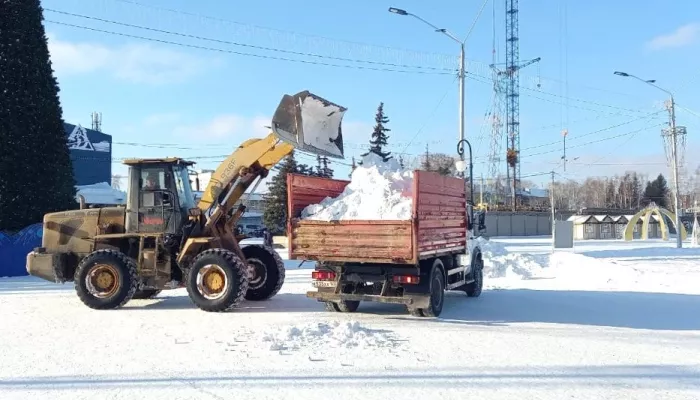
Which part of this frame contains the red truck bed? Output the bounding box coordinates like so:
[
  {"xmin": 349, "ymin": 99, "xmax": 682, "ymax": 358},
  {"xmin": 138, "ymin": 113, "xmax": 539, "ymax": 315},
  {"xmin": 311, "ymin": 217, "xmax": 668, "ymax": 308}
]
[{"xmin": 286, "ymin": 170, "xmax": 467, "ymax": 265}]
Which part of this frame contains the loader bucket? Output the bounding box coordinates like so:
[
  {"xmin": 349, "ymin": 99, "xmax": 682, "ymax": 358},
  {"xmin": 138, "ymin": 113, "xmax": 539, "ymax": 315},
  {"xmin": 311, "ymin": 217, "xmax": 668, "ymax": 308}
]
[{"xmin": 271, "ymin": 90, "xmax": 346, "ymax": 159}]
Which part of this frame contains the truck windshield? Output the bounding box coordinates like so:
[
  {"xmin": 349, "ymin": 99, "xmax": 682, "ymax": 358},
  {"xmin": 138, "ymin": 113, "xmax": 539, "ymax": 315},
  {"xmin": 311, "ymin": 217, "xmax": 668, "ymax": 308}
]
[{"xmin": 174, "ymin": 166, "xmax": 196, "ymax": 210}]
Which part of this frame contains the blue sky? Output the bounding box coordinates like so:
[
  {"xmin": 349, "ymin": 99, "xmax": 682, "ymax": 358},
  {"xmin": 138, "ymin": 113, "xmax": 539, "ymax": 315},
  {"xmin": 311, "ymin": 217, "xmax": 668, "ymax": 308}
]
[{"xmin": 40, "ymin": 0, "xmax": 700, "ymax": 189}]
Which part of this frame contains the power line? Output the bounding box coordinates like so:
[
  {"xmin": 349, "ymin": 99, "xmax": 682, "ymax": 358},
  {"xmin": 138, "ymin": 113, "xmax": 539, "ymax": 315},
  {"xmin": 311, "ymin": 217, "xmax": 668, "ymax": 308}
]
[
  {"xmin": 108, "ymin": 0, "xmax": 458, "ymax": 62},
  {"xmin": 45, "ymin": 20, "xmax": 454, "ymax": 76},
  {"xmin": 45, "ymin": 9, "xmax": 457, "ymax": 73}
]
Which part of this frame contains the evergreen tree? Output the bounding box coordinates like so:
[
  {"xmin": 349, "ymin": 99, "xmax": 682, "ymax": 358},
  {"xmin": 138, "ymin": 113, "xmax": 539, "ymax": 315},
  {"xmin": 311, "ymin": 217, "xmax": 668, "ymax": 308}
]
[
  {"xmin": 0, "ymin": 0, "xmax": 76, "ymax": 231},
  {"xmin": 315, "ymin": 154, "xmax": 323, "ymax": 177},
  {"xmin": 262, "ymin": 151, "xmax": 315, "ymax": 234},
  {"xmin": 360, "ymin": 102, "xmax": 392, "ymax": 162},
  {"xmin": 642, "ymin": 173, "xmax": 669, "ymax": 208},
  {"xmin": 263, "ymin": 152, "xmax": 297, "ymax": 234},
  {"xmin": 320, "ymin": 156, "xmax": 333, "ymax": 178}
]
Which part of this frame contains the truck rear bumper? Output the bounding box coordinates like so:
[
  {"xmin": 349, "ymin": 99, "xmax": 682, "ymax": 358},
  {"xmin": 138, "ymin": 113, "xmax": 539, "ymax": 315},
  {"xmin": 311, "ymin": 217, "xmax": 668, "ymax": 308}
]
[{"xmin": 306, "ymin": 291, "xmax": 430, "ymax": 309}]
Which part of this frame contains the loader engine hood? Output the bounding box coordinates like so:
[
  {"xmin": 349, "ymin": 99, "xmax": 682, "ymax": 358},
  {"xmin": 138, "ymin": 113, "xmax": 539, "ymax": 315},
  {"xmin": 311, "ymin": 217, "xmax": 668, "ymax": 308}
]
[{"xmin": 271, "ymin": 90, "xmax": 346, "ymax": 159}]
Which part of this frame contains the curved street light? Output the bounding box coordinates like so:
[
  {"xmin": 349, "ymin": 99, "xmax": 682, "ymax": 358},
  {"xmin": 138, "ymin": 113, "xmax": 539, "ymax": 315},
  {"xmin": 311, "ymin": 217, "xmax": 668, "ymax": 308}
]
[
  {"xmin": 389, "ymin": 7, "xmax": 466, "ymax": 168},
  {"xmin": 614, "ymin": 70, "xmax": 682, "ymax": 248}
]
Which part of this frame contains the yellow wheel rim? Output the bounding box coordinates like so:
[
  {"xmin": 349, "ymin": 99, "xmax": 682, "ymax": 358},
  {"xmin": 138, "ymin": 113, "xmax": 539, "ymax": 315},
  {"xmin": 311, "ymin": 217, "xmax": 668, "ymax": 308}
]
[
  {"xmin": 86, "ymin": 264, "xmax": 120, "ymax": 298},
  {"xmin": 196, "ymin": 265, "xmax": 228, "ymax": 300}
]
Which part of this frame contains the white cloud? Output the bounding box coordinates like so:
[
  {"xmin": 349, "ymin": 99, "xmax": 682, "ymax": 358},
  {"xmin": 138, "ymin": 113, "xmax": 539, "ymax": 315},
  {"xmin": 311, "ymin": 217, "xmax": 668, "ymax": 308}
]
[
  {"xmin": 46, "ymin": 33, "xmax": 214, "ymax": 84},
  {"xmin": 646, "ymin": 23, "xmax": 700, "ymax": 50}
]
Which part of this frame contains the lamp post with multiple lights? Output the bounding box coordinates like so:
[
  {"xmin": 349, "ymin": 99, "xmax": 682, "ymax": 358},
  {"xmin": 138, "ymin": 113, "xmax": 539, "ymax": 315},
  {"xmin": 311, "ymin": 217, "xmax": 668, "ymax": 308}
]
[
  {"xmin": 614, "ymin": 70, "xmax": 682, "ymax": 248},
  {"xmin": 388, "ymin": 7, "xmax": 466, "ymax": 174}
]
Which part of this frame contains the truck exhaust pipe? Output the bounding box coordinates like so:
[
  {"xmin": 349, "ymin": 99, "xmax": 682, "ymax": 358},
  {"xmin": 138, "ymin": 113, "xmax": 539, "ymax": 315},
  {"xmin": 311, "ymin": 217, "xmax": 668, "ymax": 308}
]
[{"xmin": 271, "ymin": 90, "xmax": 346, "ymax": 159}]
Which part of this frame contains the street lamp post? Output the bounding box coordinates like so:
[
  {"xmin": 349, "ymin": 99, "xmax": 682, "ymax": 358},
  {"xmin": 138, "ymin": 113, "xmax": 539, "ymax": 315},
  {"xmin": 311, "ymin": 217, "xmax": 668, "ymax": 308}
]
[
  {"xmin": 456, "ymin": 139, "xmax": 474, "ymax": 236},
  {"xmin": 389, "ymin": 7, "xmax": 466, "ymax": 173},
  {"xmin": 614, "ymin": 71, "xmax": 683, "ymax": 248}
]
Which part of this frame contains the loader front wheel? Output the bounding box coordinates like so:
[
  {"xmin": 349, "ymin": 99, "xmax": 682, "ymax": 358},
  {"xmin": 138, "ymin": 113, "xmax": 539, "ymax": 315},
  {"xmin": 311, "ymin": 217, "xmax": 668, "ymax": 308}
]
[
  {"xmin": 74, "ymin": 249, "xmax": 138, "ymax": 310},
  {"xmin": 186, "ymin": 248, "xmax": 249, "ymax": 312},
  {"xmin": 241, "ymin": 244, "xmax": 285, "ymax": 301}
]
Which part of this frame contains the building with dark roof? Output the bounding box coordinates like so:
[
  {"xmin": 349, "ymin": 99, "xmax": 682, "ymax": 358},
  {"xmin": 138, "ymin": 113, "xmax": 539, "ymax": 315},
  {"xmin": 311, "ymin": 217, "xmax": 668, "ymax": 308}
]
[{"xmin": 64, "ymin": 122, "xmax": 112, "ymax": 186}]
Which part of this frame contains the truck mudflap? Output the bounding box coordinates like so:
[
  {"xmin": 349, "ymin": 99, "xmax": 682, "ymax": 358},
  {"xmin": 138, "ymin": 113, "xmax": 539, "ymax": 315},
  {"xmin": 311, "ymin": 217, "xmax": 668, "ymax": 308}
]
[{"xmin": 306, "ymin": 291, "xmax": 431, "ymax": 309}]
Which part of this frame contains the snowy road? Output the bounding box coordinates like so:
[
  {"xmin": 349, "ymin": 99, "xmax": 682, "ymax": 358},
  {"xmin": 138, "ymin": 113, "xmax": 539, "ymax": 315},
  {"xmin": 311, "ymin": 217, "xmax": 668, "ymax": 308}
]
[{"xmin": 1, "ymin": 238, "xmax": 699, "ymax": 399}]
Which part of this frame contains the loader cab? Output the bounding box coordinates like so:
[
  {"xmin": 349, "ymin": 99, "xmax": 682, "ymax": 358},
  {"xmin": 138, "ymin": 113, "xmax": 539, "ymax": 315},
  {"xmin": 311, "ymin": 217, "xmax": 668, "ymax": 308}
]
[{"xmin": 123, "ymin": 158, "xmax": 196, "ymax": 235}]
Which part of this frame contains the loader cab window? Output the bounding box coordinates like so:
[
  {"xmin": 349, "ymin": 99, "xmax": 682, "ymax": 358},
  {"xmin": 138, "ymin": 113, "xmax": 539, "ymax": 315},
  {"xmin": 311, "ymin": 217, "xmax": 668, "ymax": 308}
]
[
  {"xmin": 139, "ymin": 168, "xmax": 175, "ymax": 207},
  {"xmin": 174, "ymin": 165, "xmax": 196, "ymax": 210}
]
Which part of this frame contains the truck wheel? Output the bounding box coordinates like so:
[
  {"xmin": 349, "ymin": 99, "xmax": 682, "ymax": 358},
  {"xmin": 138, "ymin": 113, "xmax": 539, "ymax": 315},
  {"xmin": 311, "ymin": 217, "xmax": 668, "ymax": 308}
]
[
  {"xmin": 324, "ymin": 301, "xmax": 340, "ymax": 312},
  {"xmin": 186, "ymin": 248, "xmax": 249, "ymax": 312},
  {"xmin": 337, "ymin": 300, "xmax": 360, "ymax": 312},
  {"xmin": 74, "ymin": 249, "xmax": 138, "ymax": 310},
  {"xmin": 132, "ymin": 289, "xmax": 161, "ymax": 299},
  {"xmin": 465, "ymin": 255, "xmax": 483, "ymax": 298},
  {"xmin": 417, "ymin": 258, "xmax": 445, "ymax": 318},
  {"xmin": 241, "ymin": 244, "xmax": 286, "ymax": 301}
]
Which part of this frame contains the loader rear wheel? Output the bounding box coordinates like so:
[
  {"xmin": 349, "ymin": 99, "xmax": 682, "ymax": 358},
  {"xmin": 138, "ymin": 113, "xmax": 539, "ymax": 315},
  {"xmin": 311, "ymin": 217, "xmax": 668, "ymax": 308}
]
[
  {"xmin": 74, "ymin": 249, "xmax": 138, "ymax": 310},
  {"xmin": 132, "ymin": 289, "xmax": 162, "ymax": 299},
  {"xmin": 186, "ymin": 248, "xmax": 249, "ymax": 312},
  {"xmin": 241, "ymin": 244, "xmax": 285, "ymax": 301}
]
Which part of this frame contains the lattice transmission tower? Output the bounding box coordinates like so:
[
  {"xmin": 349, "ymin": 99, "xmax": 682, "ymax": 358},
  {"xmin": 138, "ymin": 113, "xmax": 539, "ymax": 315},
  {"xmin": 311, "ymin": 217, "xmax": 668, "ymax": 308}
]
[{"xmin": 490, "ymin": 0, "xmax": 540, "ymax": 210}]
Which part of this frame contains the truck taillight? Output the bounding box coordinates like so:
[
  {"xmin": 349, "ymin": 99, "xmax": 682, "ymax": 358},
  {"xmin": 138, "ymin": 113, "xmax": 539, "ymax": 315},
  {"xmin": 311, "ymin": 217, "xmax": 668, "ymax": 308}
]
[
  {"xmin": 312, "ymin": 271, "xmax": 336, "ymax": 281},
  {"xmin": 393, "ymin": 275, "xmax": 420, "ymax": 284}
]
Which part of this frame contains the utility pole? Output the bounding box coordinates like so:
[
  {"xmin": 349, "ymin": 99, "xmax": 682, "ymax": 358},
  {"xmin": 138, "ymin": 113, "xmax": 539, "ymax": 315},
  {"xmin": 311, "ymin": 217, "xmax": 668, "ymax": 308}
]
[
  {"xmin": 667, "ymin": 95, "xmax": 683, "ymax": 248},
  {"xmin": 551, "ymin": 171, "xmax": 556, "ymax": 248},
  {"xmin": 614, "ymin": 70, "xmax": 684, "ymax": 248}
]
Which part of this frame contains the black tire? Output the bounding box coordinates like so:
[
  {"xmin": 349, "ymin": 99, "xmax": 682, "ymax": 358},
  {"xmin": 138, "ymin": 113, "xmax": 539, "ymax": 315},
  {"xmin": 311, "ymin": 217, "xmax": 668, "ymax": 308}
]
[
  {"xmin": 132, "ymin": 289, "xmax": 162, "ymax": 299},
  {"xmin": 241, "ymin": 244, "xmax": 285, "ymax": 301},
  {"xmin": 185, "ymin": 248, "xmax": 249, "ymax": 312},
  {"xmin": 74, "ymin": 249, "xmax": 138, "ymax": 310},
  {"xmin": 337, "ymin": 300, "xmax": 360, "ymax": 312},
  {"xmin": 465, "ymin": 255, "xmax": 483, "ymax": 298},
  {"xmin": 417, "ymin": 258, "xmax": 445, "ymax": 318},
  {"xmin": 324, "ymin": 301, "xmax": 340, "ymax": 312}
]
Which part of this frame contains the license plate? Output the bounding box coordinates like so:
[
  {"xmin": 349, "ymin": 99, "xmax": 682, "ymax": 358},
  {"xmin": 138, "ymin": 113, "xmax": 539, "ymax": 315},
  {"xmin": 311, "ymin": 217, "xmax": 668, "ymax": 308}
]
[{"xmin": 312, "ymin": 280, "xmax": 337, "ymax": 288}]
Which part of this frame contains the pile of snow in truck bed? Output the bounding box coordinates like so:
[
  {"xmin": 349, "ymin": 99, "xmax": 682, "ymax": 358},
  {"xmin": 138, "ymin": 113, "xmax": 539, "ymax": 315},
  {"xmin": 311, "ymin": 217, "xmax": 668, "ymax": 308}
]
[{"xmin": 301, "ymin": 153, "xmax": 414, "ymax": 221}]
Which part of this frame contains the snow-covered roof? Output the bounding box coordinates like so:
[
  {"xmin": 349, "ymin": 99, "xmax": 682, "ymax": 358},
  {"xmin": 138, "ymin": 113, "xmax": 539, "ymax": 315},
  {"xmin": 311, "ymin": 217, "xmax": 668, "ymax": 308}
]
[{"xmin": 75, "ymin": 182, "xmax": 125, "ymax": 205}]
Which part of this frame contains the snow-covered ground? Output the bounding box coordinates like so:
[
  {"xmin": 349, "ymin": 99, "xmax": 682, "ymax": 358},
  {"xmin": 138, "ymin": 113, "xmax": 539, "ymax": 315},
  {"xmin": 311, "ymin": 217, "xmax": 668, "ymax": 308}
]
[{"xmin": 1, "ymin": 237, "xmax": 699, "ymax": 399}]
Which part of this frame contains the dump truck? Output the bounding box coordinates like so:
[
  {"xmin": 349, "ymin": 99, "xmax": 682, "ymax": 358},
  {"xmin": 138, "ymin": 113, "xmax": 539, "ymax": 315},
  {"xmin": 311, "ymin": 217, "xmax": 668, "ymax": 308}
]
[
  {"xmin": 286, "ymin": 170, "xmax": 484, "ymax": 318},
  {"xmin": 25, "ymin": 90, "xmax": 347, "ymax": 312}
]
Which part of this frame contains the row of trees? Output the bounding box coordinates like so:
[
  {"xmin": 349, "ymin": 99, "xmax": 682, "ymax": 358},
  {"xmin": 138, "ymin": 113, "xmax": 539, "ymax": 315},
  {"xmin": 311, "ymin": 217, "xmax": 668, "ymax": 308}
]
[{"xmin": 550, "ymin": 172, "xmax": 671, "ymax": 211}]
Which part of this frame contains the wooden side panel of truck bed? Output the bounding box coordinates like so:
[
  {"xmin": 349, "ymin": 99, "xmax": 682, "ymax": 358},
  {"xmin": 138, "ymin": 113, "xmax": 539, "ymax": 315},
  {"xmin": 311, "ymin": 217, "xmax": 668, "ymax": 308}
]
[
  {"xmin": 286, "ymin": 170, "xmax": 466, "ymax": 264},
  {"xmin": 413, "ymin": 170, "xmax": 467, "ymax": 257}
]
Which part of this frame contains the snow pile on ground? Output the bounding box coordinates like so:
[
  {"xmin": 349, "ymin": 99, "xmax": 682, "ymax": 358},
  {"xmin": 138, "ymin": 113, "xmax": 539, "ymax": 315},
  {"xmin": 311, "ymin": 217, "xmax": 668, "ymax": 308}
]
[
  {"xmin": 476, "ymin": 237, "xmax": 548, "ymax": 279},
  {"xmin": 260, "ymin": 321, "xmax": 401, "ymax": 352},
  {"xmin": 301, "ymin": 153, "xmax": 414, "ymax": 221}
]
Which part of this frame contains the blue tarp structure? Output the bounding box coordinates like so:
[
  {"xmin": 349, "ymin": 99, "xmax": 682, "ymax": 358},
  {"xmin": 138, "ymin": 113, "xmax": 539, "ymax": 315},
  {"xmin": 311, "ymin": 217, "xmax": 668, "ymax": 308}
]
[{"xmin": 0, "ymin": 223, "xmax": 43, "ymax": 277}]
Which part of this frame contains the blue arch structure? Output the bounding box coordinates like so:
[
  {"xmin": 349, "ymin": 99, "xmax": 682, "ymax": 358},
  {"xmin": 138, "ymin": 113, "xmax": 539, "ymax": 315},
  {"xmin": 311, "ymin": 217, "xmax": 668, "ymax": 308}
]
[{"xmin": 0, "ymin": 224, "xmax": 43, "ymax": 277}]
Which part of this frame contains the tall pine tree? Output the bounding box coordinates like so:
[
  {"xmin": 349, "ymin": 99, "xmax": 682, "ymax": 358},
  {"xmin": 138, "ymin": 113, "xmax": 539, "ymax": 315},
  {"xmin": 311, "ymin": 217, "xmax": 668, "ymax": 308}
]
[
  {"xmin": 0, "ymin": 0, "xmax": 76, "ymax": 232},
  {"xmin": 360, "ymin": 102, "xmax": 392, "ymax": 162},
  {"xmin": 262, "ymin": 151, "xmax": 315, "ymax": 234}
]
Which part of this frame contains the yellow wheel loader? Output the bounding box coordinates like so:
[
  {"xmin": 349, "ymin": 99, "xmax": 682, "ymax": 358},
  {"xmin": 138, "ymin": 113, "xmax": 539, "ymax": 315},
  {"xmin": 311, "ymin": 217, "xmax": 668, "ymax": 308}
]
[{"xmin": 25, "ymin": 91, "xmax": 347, "ymax": 312}]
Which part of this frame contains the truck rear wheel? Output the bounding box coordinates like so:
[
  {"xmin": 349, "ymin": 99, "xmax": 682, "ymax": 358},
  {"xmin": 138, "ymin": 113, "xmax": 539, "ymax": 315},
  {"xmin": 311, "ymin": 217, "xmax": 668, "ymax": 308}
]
[
  {"xmin": 410, "ymin": 258, "xmax": 445, "ymax": 318},
  {"xmin": 74, "ymin": 249, "xmax": 138, "ymax": 310},
  {"xmin": 186, "ymin": 248, "xmax": 249, "ymax": 312},
  {"xmin": 324, "ymin": 300, "xmax": 360, "ymax": 312},
  {"xmin": 241, "ymin": 244, "xmax": 285, "ymax": 301}
]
